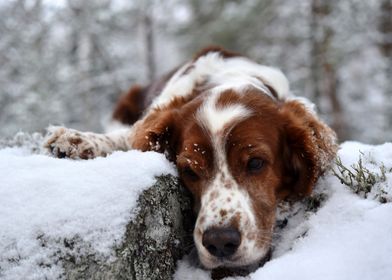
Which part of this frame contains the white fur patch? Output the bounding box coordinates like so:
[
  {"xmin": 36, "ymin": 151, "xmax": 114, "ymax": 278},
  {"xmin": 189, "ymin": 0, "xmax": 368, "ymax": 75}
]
[
  {"xmin": 194, "ymin": 172, "xmax": 263, "ymax": 268},
  {"xmin": 194, "ymin": 149, "xmax": 269, "ymax": 268},
  {"xmin": 150, "ymin": 52, "xmax": 291, "ymax": 109},
  {"xmin": 196, "ymin": 93, "xmax": 251, "ymax": 135}
]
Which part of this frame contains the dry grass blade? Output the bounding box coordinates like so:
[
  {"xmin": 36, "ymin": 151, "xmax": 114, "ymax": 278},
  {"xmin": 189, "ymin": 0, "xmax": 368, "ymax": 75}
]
[{"xmin": 333, "ymin": 153, "xmax": 388, "ymax": 202}]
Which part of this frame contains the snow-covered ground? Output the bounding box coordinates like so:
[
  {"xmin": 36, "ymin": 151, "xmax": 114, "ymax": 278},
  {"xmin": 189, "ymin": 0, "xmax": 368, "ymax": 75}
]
[{"xmin": 0, "ymin": 138, "xmax": 391, "ymax": 280}]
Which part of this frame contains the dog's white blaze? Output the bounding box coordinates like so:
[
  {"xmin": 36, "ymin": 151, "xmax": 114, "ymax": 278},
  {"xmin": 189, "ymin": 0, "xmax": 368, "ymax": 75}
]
[
  {"xmin": 198, "ymin": 177, "xmax": 257, "ymax": 230},
  {"xmin": 192, "ymin": 92, "xmax": 266, "ymax": 268},
  {"xmin": 195, "ymin": 92, "xmax": 255, "ymax": 232},
  {"xmin": 196, "ymin": 93, "xmax": 251, "ymax": 135},
  {"xmin": 150, "ymin": 52, "xmax": 290, "ymax": 109},
  {"xmin": 194, "ymin": 175, "xmax": 261, "ymax": 268},
  {"xmin": 194, "ymin": 168, "xmax": 265, "ymax": 268}
]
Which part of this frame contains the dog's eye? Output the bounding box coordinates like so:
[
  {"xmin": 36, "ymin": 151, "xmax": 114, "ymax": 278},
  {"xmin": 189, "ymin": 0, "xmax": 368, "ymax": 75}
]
[
  {"xmin": 182, "ymin": 166, "xmax": 199, "ymax": 181},
  {"xmin": 247, "ymin": 158, "xmax": 264, "ymax": 174}
]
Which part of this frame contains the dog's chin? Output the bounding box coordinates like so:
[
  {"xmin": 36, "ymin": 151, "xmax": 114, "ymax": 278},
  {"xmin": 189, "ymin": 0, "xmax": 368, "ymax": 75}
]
[
  {"xmin": 198, "ymin": 247, "xmax": 271, "ymax": 271},
  {"xmin": 198, "ymin": 250, "xmax": 272, "ymax": 280}
]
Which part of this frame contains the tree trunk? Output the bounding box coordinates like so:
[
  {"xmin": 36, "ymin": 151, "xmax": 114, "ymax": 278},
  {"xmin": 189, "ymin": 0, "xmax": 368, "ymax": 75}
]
[
  {"xmin": 143, "ymin": 4, "xmax": 156, "ymax": 82},
  {"xmin": 378, "ymin": 0, "xmax": 392, "ymax": 132},
  {"xmin": 310, "ymin": 0, "xmax": 348, "ymax": 141},
  {"xmin": 378, "ymin": 0, "xmax": 392, "ymax": 58}
]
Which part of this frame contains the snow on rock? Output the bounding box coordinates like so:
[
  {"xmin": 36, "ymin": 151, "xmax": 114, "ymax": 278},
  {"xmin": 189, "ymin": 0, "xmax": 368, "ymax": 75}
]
[
  {"xmin": 175, "ymin": 141, "xmax": 392, "ymax": 280},
  {"xmin": 0, "ymin": 147, "xmax": 176, "ymax": 280}
]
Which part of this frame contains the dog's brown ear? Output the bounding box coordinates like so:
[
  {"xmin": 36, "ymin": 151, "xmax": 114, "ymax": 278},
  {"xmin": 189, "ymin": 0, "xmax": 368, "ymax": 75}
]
[
  {"xmin": 279, "ymin": 99, "xmax": 338, "ymax": 199},
  {"xmin": 112, "ymin": 85, "xmax": 145, "ymax": 125},
  {"xmin": 131, "ymin": 109, "xmax": 179, "ymax": 160}
]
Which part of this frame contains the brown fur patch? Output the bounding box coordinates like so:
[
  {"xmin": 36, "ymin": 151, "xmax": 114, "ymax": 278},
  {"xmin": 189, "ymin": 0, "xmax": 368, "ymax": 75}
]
[
  {"xmin": 219, "ymin": 209, "xmax": 227, "ymax": 218},
  {"xmin": 69, "ymin": 138, "xmax": 82, "ymax": 145},
  {"xmin": 230, "ymin": 212, "xmax": 242, "ymax": 229},
  {"xmin": 112, "ymin": 85, "xmax": 145, "ymax": 125}
]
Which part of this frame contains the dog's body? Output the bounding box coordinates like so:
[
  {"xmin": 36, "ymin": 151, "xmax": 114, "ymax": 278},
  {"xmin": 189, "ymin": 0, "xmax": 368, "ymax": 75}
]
[{"xmin": 45, "ymin": 47, "xmax": 337, "ymax": 269}]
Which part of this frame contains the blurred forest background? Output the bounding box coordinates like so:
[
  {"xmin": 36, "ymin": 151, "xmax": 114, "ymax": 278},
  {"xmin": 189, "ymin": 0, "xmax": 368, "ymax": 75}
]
[{"xmin": 0, "ymin": 0, "xmax": 391, "ymax": 143}]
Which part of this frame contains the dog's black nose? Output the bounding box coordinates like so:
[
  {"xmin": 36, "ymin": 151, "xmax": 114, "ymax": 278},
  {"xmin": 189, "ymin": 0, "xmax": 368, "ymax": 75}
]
[{"xmin": 202, "ymin": 227, "xmax": 241, "ymax": 258}]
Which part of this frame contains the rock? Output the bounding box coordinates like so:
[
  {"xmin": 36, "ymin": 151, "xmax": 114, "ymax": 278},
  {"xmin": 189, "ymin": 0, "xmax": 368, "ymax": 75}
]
[{"xmin": 62, "ymin": 174, "xmax": 195, "ymax": 280}]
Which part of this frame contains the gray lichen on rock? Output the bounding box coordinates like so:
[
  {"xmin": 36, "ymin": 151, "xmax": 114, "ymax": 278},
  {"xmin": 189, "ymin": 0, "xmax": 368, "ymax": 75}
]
[{"xmin": 61, "ymin": 174, "xmax": 195, "ymax": 280}]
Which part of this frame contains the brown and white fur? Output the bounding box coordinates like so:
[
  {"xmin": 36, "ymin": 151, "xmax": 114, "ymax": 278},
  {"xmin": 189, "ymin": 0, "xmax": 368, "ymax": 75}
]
[{"xmin": 45, "ymin": 47, "xmax": 338, "ymax": 269}]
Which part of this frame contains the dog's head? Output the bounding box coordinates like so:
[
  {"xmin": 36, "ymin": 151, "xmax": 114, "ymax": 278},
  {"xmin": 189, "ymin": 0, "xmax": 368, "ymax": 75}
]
[{"xmin": 131, "ymin": 53, "xmax": 337, "ymax": 269}]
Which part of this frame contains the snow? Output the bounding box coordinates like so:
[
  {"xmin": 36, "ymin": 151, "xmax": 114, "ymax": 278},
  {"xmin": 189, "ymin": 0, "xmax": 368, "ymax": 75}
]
[
  {"xmin": 175, "ymin": 141, "xmax": 392, "ymax": 280},
  {"xmin": 250, "ymin": 182, "xmax": 392, "ymax": 280},
  {"xmin": 1, "ymin": 138, "xmax": 391, "ymax": 280},
  {"xmin": 0, "ymin": 147, "xmax": 176, "ymax": 280}
]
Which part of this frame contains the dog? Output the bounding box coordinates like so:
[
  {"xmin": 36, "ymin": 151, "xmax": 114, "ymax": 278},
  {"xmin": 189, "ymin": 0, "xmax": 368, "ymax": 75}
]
[{"xmin": 45, "ymin": 46, "xmax": 338, "ymax": 269}]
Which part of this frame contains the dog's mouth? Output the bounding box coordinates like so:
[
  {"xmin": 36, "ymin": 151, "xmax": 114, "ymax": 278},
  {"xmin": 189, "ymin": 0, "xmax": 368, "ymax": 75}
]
[
  {"xmin": 204, "ymin": 248, "xmax": 270, "ymax": 268},
  {"xmin": 193, "ymin": 248, "xmax": 272, "ymax": 280},
  {"xmin": 195, "ymin": 237, "xmax": 272, "ymax": 271}
]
